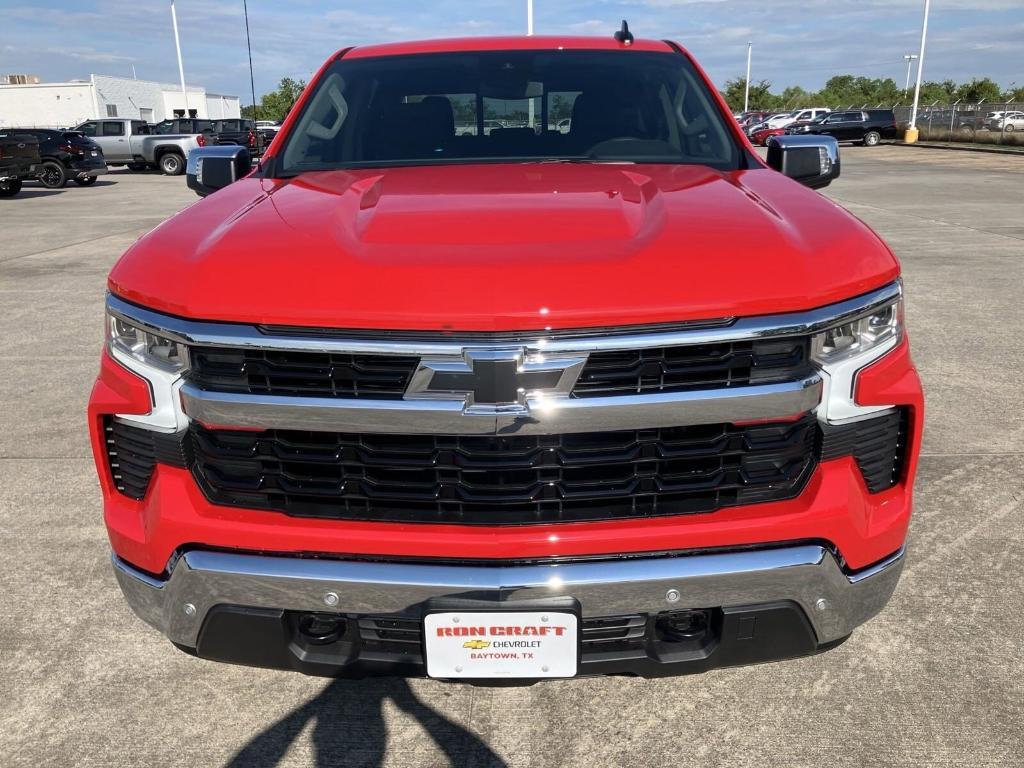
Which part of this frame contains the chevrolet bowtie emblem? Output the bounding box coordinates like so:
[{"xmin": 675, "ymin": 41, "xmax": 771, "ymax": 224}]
[{"xmin": 405, "ymin": 348, "xmax": 587, "ymax": 414}]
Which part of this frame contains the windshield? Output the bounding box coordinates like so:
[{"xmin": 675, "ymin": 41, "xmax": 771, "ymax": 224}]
[{"xmin": 278, "ymin": 49, "xmax": 740, "ymax": 174}]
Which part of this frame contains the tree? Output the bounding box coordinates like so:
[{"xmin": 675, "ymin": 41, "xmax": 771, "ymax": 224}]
[
  {"xmin": 956, "ymin": 78, "xmax": 1003, "ymax": 104},
  {"xmin": 241, "ymin": 77, "xmax": 307, "ymax": 122},
  {"xmin": 712, "ymin": 74, "xmax": 1017, "ymax": 111},
  {"xmin": 818, "ymin": 76, "xmax": 900, "ymax": 108},
  {"xmin": 721, "ymin": 77, "xmax": 775, "ymax": 111}
]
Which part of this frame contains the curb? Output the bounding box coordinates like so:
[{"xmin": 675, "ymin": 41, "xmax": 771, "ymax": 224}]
[{"xmin": 898, "ymin": 141, "xmax": 1024, "ymax": 157}]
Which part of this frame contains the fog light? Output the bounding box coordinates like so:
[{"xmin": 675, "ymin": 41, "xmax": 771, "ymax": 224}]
[
  {"xmin": 656, "ymin": 609, "xmax": 709, "ymax": 642},
  {"xmin": 297, "ymin": 613, "xmax": 347, "ymax": 644}
]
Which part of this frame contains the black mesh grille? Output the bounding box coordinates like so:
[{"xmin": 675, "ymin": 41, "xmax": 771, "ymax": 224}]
[
  {"xmin": 188, "ymin": 347, "xmax": 419, "ymax": 399},
  {"xmin": 820, "ymin": 409, "xmax": 907, "ymax": 493},
  {"xmin": 573, "ymin": 338, "xmax": 813, "ymax": 397},
  {"xmin": 187, "ymin": 417, "xmax": 817, "ymax": 525}
]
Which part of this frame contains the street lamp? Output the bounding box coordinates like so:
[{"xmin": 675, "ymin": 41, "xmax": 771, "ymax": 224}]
[
  {"xmin": 170, "ymin": 0, "xmax": 189, "ymax": 117},
  {"xmin": 903, "ymin": 54, "xmax": 918, "ymax": 96},
  {"xmin": 908, "ymin": 0, "xmax": 932, "ymax": 139},
  {"xmin": 744, "ymin": 42, "xmax": 752, "ymax": 112}
]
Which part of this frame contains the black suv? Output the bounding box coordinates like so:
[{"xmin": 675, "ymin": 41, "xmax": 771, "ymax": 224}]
[
  {"xmin": 13, "ymin": 129, "xmax": 108, "ymax": 188},
  {"xmin": 788, "ymin": 109, "xmax": 898, "ymax": 146},
  {"xmin": 0, "ymin": 131, "xmax": 41, "ymax": 197},
  {"xmin": 212, "ymin": 119, "xmax": 266, "ymax": 155}
]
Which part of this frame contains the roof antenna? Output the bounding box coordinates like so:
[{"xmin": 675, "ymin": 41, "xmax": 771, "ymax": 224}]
[{"xmin": 614, "ymin": 20, "xmax": 634, "ymax": 46}]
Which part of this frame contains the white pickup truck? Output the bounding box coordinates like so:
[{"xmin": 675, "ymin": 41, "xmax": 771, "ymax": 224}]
[{"xmin": 73, "ymin": 118, "xmax": 204, "ymax": 175}]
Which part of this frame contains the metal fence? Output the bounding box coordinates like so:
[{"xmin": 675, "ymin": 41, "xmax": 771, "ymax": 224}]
[{"xmin": 822, "ymin": 101, "xmax": 1024, "ymax": 146}]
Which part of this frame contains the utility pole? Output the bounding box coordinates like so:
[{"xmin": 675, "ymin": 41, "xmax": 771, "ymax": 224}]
[
  {"xmin": 744, "ymin": 42, "xmax": 752, "ymax": 112},
  {"xmin": 908, "ymin": 0, "xmax": 931, "ymax": 135},
  {"xmin": 903, "ymin": 54, "xmax": 918, "ymax": 96},
  {"xmin": 170, "ymin": 0, "xmax": 189, "ymax": 117}
]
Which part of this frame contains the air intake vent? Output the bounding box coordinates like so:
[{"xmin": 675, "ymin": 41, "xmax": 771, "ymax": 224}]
[
  {"xmin": 820, "ymin": 409, "xmax": 907, "ymax": 493},
  {"xmin": 103, "ymin": 418, "xmax": 188, "ymax": 500}
]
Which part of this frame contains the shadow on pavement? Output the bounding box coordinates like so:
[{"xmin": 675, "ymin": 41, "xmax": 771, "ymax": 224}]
[
  {"xmin": 225, "ymin": 678, "xmax": 507, "ymax": 768},
  {"xmin": 10, "ymin": 187, "xmax": 65, "ymax": 198}
]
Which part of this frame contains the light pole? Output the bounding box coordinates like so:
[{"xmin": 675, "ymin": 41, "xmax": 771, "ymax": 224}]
[
  {"xmin": 908, "ymin": 0, "xmax": 931, "ymax": 136},
  {"xmin": 527, "ymin": 0, "xmax": 533, "ymax": 36},
  {"xmin": 903, "ymin": 54, "xmax": 918, "ymax": 96},
  {"xmin": 744, "ymin": 42, "xmax": 752, "ymax": 112},
  {"xmin": 170, "ymin": 0, "xmax": 189, "ymax": 117}
]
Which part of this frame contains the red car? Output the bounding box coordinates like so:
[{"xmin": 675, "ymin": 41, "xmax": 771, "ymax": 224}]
[
  {"xmin": 92, "ymin": 29, "xmax": 922, "ymax": 680},
  {"xmin": 751, "ymin": 125, "xmax": 787, "ymax": 145}
]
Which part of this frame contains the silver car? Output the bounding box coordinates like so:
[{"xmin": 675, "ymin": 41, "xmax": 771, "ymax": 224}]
[{"xmin": 988, "ymin": 111, "xmax": 1024, "ymax": 132}]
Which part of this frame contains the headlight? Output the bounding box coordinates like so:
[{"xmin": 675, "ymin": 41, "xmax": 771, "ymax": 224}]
[
  {"xmin": 108, "ymin": 313, "xmax": 189, "ymax": 372},
  {"xmin": 811, "ymin": 298, "xmax": 903, "ymax": 365}
]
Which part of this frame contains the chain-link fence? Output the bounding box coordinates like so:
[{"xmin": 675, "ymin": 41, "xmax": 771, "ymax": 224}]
[{"xmin": 839, "ymin": 102, "xmax": 1024, "ymax": 146}]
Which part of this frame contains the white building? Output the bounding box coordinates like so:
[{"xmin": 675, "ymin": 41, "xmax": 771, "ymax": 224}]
[{"xmin": 0, "ymin": 74, "xmax": 240, "ymax": 128}]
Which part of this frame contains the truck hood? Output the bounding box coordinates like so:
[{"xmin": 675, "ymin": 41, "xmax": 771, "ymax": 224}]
[{"xmin": 109, "ymin": 162, "xmax": 898, "ymax": 331}]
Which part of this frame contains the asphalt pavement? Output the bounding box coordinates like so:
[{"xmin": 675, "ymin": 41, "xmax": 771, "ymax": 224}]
[{"xmin": 1, "ymin": 148, "xmax": 1021, "ymax": 767}]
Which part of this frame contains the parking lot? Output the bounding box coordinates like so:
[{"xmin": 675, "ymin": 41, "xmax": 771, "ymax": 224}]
[{"xmin": 1, "ymin": 147, "xmax": 1021, "ymax": 767}]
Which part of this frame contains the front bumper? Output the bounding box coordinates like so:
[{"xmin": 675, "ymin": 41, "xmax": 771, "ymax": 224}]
[{"xmin": 113, "ymin": 543, "xmax": 904, "ymax": 678}]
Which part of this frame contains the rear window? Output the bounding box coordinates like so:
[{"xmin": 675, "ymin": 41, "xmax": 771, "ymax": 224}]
[{"xmin": 279, "ymin": 49, "xmax": 740, "ymax": 174}]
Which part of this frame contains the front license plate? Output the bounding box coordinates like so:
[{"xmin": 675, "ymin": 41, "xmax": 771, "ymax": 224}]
[
  {"xmin": 90, "ymin": 151, "xmax": 98, "ymax": 156},
  {"xmin": 424, "ymin": 611, "xmax": 578, "ymax": 679}
]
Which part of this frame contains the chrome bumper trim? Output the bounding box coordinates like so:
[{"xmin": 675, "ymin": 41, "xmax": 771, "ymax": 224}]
[
  {"xmin": 180, "ymin": 375, "xmax": 822, "ymax": 435},
  {"xmin": 112, "ymin": 544, "xmax": 905, "ymax": 649}
]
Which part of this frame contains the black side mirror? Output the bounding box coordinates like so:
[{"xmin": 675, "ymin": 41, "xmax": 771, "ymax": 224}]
[
  {"xmin": 186, "ymin": 146, "xmax": 251, "ymax": 197},
  {"xmin": 765, "ymin": 135, "xmax": 840, "ymax": 190}
]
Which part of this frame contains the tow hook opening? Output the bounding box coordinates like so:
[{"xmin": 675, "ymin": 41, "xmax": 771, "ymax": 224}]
[
  {"xmin": 296, "ymin": 612, "xmax": 348, "ymax": 645},
  {"xmin": 655, "ymin": 609, "xmax": 712, "ymax": 643}
]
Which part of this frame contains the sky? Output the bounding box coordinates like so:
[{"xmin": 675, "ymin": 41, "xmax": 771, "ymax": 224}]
[{"xmin": 1, "ymin": 1, "xmax": 1022, "ymax": 100}]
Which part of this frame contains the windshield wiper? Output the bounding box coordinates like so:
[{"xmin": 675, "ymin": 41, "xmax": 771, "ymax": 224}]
[{"xmin": 528, "ymin": 158, "xmax": 636, "ymax": 165}]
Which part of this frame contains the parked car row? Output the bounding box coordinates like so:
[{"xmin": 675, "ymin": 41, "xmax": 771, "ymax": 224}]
[
  {"xmin": 70, "ymin": 118, "xmax": 202, "ymax": 175},
  {"xmin": 145, "ymin": 117, "xmax": 272, "ymax": 153},
  {"xmin": 736, "ymin": 107, "xmax": 897, "ymax": 147},
  {"xmin": 0, "ymin": 114, "xmax": 272, "ymax": 196},
  {"xmin": 0, "ymin": 128, "xmax": 109, "ymax": 196},
  {"xmin": 786, "ymin": 110, "xmax": 899, "ymax": 146},
  {"xmin": 73, "ymin": 117, "xmax": 269, "ymax": 175}
]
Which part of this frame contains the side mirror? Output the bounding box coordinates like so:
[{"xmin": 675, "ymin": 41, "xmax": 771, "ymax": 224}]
[
  {"xmin": 765, "ymin": 135, "xmax": 840, "ymax": 190},
  {"xmin": 186, "ymin": 146, "xmax": 251, "ymax": 197}
]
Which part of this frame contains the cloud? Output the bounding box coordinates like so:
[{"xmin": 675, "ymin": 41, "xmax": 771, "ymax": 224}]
[{"xmin": 53, "ymin": 48, "xmax": 136, "ymax": 64}]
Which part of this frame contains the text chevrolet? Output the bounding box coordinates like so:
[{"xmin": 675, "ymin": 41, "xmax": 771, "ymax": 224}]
[{"xmin": 91, "ymin": 32, "xmax": 923, "ymax": 680}]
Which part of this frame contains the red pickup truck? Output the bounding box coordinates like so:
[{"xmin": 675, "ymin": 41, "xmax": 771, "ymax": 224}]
[{"xmin": 90, "ymin": 30, "xmax": 923, "ymax": 681}]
